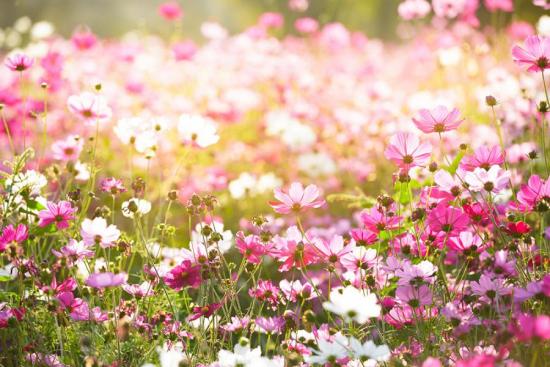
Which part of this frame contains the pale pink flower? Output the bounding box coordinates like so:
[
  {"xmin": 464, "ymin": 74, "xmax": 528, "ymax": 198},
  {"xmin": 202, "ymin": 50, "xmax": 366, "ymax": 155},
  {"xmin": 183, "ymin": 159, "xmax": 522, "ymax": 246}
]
[
  {"xmin": 464, "ymin": 165, "xmax": 511, "ymax": 193},
  {"xmin": 67, "ymin": 92, "xmax": 112, "ymax": 124},
  {"xmin": 384, "ymin": 132, "xmax": 432, "ymax": 170},
  {"xmin": 398, "ymin": 0, "xmax": 431, "ymax": 21},
  {"xmin": 412, "ymin": 106, "xmax": 463, "ymax": 134},
  {"xmin": 80, "ymin": 217, "xmax": 120, "ymax": 248},
  {"xmin": 4, "ymin": 53, "xmax": 34, "ymax": 72},
  {"xmin": 270, "ymin": 182, "xmax": 325, "ymax": 214},
  {"xmin": 51, "ymin": 135, "xmax": 83, "ymax": 162},
  {"xmin": 85, "ymin": 272, "xmax": 128, "ymax": 289}
]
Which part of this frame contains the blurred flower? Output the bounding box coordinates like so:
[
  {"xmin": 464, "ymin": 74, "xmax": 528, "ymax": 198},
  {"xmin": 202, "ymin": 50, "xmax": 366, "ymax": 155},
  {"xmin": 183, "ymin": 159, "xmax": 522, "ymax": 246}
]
[
  {"xmin": 158, "ymin": 1, "xmax": 183, "ymax": 21},
  {"xmin": 269, "ymin": 182, "xmax": 325, "ymax": 214},
  {"xmin": 512, "ymin": 35, "xmax": 550, "ymax": 72},
  {"xmin": 4, "ymin": 53, "xmax": 34, "ymax": 72},
  {"xmin": 323, "ymin": 286, "xmax": 381, "ymax": 323},
  {"xmin": 85, "ymin": 272, "xmax": 127, "ymax": 288},
  {"xmin": 412, "ymin": 106, "xmax": 463, "ymax": 134},
  {"xmin": 177, "ymin": 114, "xmax": 220, "ymax": 148}
]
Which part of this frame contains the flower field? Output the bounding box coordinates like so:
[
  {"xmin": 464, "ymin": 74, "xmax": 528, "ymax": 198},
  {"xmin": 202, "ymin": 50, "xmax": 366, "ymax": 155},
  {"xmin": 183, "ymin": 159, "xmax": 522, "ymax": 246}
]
[{"xmin": 0, "ymin": 0, "xmax": 549, "ymax": 366}]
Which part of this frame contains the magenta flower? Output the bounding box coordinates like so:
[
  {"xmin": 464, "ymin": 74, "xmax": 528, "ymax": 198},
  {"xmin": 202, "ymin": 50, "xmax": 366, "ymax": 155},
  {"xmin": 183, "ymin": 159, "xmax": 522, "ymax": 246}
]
[
  {"xmin": 360, "ymin": 206, "xmax": 402, "ymax": 233},
  {"xmin": 158, "ymin": 1, "xmax": 183, "ymax": 21},
  {"xmin": 269, "ymin": 182, "xmax": 325, "ymax": 214},
  {"xmin": 57, "ymin": 291, "xmax": 91, "ymax": 321},
  {"xmin": 412, "ymin": 106, "xmax": 463, "ymax": 134},
  {"xmin": 384, "ymin": 132, "xmax": 432, "ymax": 170},
  {"xmin": 85, "ymin": 272, "xmax": 128, "ymax": 289},
  {"xmin": 272, "ymin": 227, "xmax": 317, "ymax": 272},
  {"xmin": 510, "ymin": 313, "xmax": 550, "ymax": 341},
  {"xmin": 248, "ymin": 279, "xmax": 281, "ymax": 308},
  {"xmin": 235, "ymin": 232, "xmax": 265, "ymax": 264},
  {"xmin": 484, "ymin": 0, "xmax": 513, "ymax": 12},
  {"xmin": 279, "ymin": 279, "xmax": 314, "ymax": 302},
  {"xmin": 448, "ymin": 231, "xmax": 484, "ymax": 253},
  {"xmin": 163, "ymin": 260, "xmax": 202, "ymax": 290},
  {"xmin": 4, "ymin": 53, "xmax": 34, "ymax": 72},
  {"xmin": 0, "ymin": 224, "xmax": 28, "ymax": 252},
  {"xmin": 188, "ymin": 302, "xmax": 222, "ymax": 322},
  {"xmin": 516, "ymin": 174, "xmax": 550, "ymax": 211},
  {"xmin": 427, "ymin": 204, "xmax": 470, "ymax": 235},
  {"xmin": 512, "ymin": 35, "xmax": 550, "ymax": 72},
  {"xmin": 38, "ymin": 201, "xmax": 76, "ymax": 230}
]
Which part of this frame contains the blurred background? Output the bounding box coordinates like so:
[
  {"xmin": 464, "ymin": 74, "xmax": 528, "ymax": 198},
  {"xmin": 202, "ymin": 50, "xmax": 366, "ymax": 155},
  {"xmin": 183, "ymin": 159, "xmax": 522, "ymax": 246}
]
[{"xmin": 0, "ymin": 0, "xmax": 546, "ymax": 42}]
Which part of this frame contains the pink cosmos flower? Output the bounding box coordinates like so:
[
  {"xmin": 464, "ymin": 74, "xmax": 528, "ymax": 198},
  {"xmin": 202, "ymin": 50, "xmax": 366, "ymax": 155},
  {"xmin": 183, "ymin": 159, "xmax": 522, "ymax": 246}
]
[
  {"xmin": 85, "ymin": 272, "xmax": 128, "ymax": 289},
  {"xmin": 80, "ymin": 217, "xmax": 120, "ymax": 248},
  {"xmin": 163, "ymin": 260, "xmax": 202, "ymax": 290},
  {"xmin": 395, "ymin": 260, "xmax": 438, "ymax": 286},
  {"xmin": 51, "ymin": 135, "xmax": 83, "ymax": 162},
  {"xmin": 464, "ymin": 165, "xmax": 511, "ymax": 194},
  {"xmin": 434, "ymin": 170, "xmax": 463, "ymax": 197},
  {"xmin": 235, "ymin": 232, "xmax": 265, "ymax": 264},
  {"xmin": 67, "ymin": 92, "xmax": 112, "ymax": 124},
  {"xmin": 432, "ymin": 0, "xmax": 466, "ymax": 18},
  {"xmin": 172, "ymin": 41, "xmax": 197, "ymax": 61},
  {"xmin": 270, "ymin": 182, "xmax": 325, "ymax": 214},
  {"xmin": 52, "ymin": 239, "xmax": 94, "ymax": 263},
  {"xmin": 484, "ymin": 0, "xmax": 513, "ymax": 12},
  {"xmin": 341, "ymin": 246, "xmax": 378, "ymax": 272},
  {"xmin": 38, "ymin": 201, "xmax": 76, "ymax": 230},
  {"xmin": 516, "ymin": 174, "xmax": 550, "ymax": 211},
  {"xmin": 100, "ymin": 177, "xmax": 126, "ymax": 195},
  {"xmin": 460, "ymin": 146, "xmax": 505, "ymax": 171},
  {"xmin": 312, "ymin": 235, "xmax": 353, "ymax": 265},
  {"xmin": 295, "ymin": 17, "xmax": 319, "ymax": 33},
  {"xmin": 71, "ymin": 28, "xmax": 97, "ymax": 50},
  {"xmin": 4, "ymin": 53, "xmax": 34, "ymax": 72},
  {"xmin": 279, "ymin": 279, "xmax": 314, "ymax": 302},
  {"xmin": 349, "ymin": 228, "xmax": 378, "ymax": 246},
  {"xmin": 56, "ymin": 291, "xmax": 92, "ymax": 321},
  {"xmin": 272, "ymin": 226, "xmax": 317, "ymax": 271},
  {"xmin": 533, "ymin": 0, "xmax": 550, "ymax": 10},
  {"xmin": 398, "ymin": 0, "xmax": 431, "ymax": 20},
  {"xmin": 158, "ymin": 1, "xmax": 183, "ymax": 21},
  {"xmin": 384, "ymin": 132, "xmax": 432, "ymax": 170},
  {"xmin": 396, "ymin": 285, "xmax": 433, "ymax": 307},
  {"xmin": 470, "ymin": 274, "xmax": 511, "ymax": 302},
  {"xmin": 0, "ymin": 224, "xmax": 28, "ymax": 252},
  {"xmin": 258, "ymin": 12, "xmax": 284, "ymax": 29},
  {"xmin": 360, "ymin": 206, "xmax": 402, "ymax": 233},
  {"xmin": 255, "ymin": 316, "xmax": 285, "ymax": 334},
  {"xmin": 448, "ymin": 231, "xmax": 484, "ymax": 253},
  {"xmin": 188, "ymin": 302, "xmax": 222, "ymax": 322},
  {"xmin": 509, "ymin": 313, "xmax": 550, "ymax": 341},
  {"xmin": 220, "ymin": 316, "xmax": 251, "ymax": 333},
  {"xmin": 512, "ymin": 35, "xmax": 550, "ymax": 72},
  {"xmin": 427, "ymin": 204, "xmax": 470, "ymax": 235},
  {"xmin": 248, "ymin": 279, "xmax": 281, "ymax": 308},
  {"xmin": 122, "ymin": 281, "xmax": 155, "ymax": 298},
  {"xmin": 412, "ymin": 106, "xmax": 463, "ymax": 134}
]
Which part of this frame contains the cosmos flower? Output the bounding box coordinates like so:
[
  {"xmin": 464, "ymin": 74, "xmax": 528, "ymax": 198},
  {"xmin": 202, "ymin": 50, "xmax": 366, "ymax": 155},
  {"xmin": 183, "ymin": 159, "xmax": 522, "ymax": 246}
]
[
  {"xmin": 80, "ymin": 217, "xmax": 121, "ymax": 248},
  {"xmin": 512, "ymin": 35, "xmax": 550, "ymax": 72},
  {"xmin": 85, "ymin": 272, "xmax": 128, "ymax": 289},
  {"xmin": 4, "ymin": 53, "xmax": 34, "ymax": 72},
  {"xmin": 67, "ymin": 92, "xmax": 112, "ymax": 124},
  {"xmin": 384, "ymin": 132, "xmax": 432, "ymax": 170},
  {"xmin": 163, "ymin": 260, "xmax": 202, "ymax": 290},
  {"xmin": 323, "ymin": 286, "xmax": 381, "ymax": 323},
  {"xmin": 412, "ymin": 106, "xmax": 463, "ymax": 134},
  {"xmin": 38, "ymin": 201, "xmax": 76, "ymax": 230},
  {"xmin": 269, "ymin": 182, "xmax": 325, "ymax": 214}
]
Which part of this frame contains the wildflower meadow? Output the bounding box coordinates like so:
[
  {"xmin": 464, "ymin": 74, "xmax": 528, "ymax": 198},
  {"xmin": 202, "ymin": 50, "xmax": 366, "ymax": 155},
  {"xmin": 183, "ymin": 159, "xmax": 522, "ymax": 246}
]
[{"xmin": 0, "ymin": 0, "xmax": 549, "ymax": 366}]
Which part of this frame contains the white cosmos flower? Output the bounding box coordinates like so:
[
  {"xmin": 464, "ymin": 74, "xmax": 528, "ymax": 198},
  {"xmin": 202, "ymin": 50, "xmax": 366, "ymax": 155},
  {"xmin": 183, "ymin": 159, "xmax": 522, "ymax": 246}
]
[
  {"xmin": 121, "ymin": 198, "xmax": 152, "ymax": 218},
  {"xmin": 323, "ymin": 286, "xmax": 381, "ymax": 323},
  {"xmin": 306, "ymin": 333, "xmax": 349, "ymax": 365},
  {"xmin": 80, "ymin": 217, "xmax": 120, "ymax": 248},
  {"xmin": 349, "ymin": 337, "xmax": 391, "ymax": 363},
  {"xmin": 177, "ymin": 114, "xmax": 220, "ymax": 148},
  {"xmin": 5, "ymin": 170, "xmax": 47, "ymax": 196}
]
